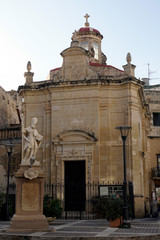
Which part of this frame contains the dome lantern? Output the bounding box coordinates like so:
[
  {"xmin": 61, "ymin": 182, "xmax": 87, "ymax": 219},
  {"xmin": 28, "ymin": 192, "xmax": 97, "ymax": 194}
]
[{"xmin": 71, "ymin": 15, "xmax": 104, "ymax": 64}]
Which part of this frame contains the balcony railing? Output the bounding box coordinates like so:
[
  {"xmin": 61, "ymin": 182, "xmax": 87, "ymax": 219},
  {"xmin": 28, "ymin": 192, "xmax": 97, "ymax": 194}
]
[
  {"xmin": 0, "ymin": 126, "xmax": 21, "ymax": 141},
  {"xmin": 152, "ymin": 167, "xmax": 160, "ymax": 178}
]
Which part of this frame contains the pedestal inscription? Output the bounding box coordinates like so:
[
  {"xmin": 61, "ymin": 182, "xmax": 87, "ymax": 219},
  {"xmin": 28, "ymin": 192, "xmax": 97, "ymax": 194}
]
[{"xmin": 22, "ymin": 182, "xmax": 39, "ymax": 211}]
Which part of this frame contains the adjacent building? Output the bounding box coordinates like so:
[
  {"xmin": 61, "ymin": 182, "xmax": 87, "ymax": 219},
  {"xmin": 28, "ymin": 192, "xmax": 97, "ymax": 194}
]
[
  {"xmin": 0, "ymin": 87, "xmax": 21, "ymax": 189},
  {"xmin": 144, "ymin": 83, "xmax": 160, "ymax": 208}
]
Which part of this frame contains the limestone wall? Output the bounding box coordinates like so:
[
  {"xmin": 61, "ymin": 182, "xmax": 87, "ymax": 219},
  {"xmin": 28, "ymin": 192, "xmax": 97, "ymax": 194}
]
[
  {"xmin": 20, "ymin": 78, "xmax": 149, "ymax": 217},
  {"xmin": 90, "ymin": 64, "xmax": 124, "ymax": 77},
  {"xmin": 0, "ymin": 87, "xmax": 21, "ymax": 127},
  {"xmin": 0, "ymin": 86, "xmax": 21, "ymax": 192},
  {"xmin": 144, "ymin": 89, "xmax": 160, "ymax": 205}
]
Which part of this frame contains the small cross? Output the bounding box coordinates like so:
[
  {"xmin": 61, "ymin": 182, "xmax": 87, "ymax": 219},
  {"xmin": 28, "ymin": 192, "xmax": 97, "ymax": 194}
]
[{"xmin": 84, "ymin": 13, "xmax": 90, "ymax": 26}]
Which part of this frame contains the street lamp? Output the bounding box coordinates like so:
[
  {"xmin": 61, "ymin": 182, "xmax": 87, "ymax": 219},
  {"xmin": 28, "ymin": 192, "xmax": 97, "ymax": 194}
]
[
  {"xmin": 5, "ymin": 144, "xmax": 13, "ymax": 221},
  {"xmin": 115, "ymin": 125, "xmax": 132, "ymax": 228}
]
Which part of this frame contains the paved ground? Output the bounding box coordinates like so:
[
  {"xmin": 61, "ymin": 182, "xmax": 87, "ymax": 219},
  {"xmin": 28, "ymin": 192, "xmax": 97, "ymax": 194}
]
[{"xmin": 0, "ymin": 218, "xmax": 160, "ymax": 239}]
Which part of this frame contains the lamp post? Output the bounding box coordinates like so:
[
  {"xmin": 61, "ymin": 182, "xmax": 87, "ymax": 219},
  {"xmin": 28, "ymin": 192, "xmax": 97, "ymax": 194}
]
[
  {"xmin": 6, "ymin": 144, "xmax": 13, "ymax": 221},
  {"xmin": 115, "ymin": 126, "xmax": 132, "ymax": 228}
]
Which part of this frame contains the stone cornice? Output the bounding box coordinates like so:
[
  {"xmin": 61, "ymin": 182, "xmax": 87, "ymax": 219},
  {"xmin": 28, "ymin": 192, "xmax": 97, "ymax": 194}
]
[
  {"xmin": 148, "ymin": 136, "xmax": 160, "ymax": 139},
  {"xmin": 18, "ymin": 77, "xmax": 143, "ymax": 93}
]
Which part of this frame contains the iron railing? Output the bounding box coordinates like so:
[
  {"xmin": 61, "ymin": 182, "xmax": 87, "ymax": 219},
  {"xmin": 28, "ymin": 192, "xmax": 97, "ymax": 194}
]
[
  {"xmin": 152, "ymin": 167, "xmax": 160, "ymax": 178},
  {"xmin": 44, "ymin": 181, "xmax": 126, "ymax": 219},
  {"xmin": 1, "ymin": 181, "xmax": 135, "ymax": 220}
]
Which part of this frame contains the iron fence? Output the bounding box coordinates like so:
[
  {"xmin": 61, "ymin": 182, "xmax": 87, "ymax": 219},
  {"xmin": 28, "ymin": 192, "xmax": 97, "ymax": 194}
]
[
  {"xmin": 44, "ymin": 181, "xmax": 129, "ymax": 219},
  {"xmin": 1, "ymin": 181, "xmax": 135, "ymax": 220}
]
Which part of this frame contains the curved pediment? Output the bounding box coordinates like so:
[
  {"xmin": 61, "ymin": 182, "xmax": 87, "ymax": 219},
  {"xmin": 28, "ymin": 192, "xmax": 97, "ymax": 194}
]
[
  {"xmin": 53, "ymin": 129, "xmax": 97, "ymax": 144},
  {"xmin": 60, "ymin": 46, "xmax": 97, "ymax": 81},
  {"xmin": 61, "ymin": 46, "xmax": 88, "ymax": 57}
]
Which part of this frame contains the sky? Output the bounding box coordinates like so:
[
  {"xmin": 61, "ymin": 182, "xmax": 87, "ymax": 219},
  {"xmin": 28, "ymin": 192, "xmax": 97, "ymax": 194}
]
[{"xmin": 0, "ymin": 0, "xmax": 160, "ymax": 91}]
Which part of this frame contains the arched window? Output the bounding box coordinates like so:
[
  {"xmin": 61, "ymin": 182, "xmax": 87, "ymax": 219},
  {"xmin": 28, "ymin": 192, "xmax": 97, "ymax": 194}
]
[
  {"xmin": 80, "ymin": 41, "xmax": 89, "ymax": 50},
  {"xmin": 93, "ymin": 42, "xmax": 99, "ymax": 60},
  {"xmin": 80, "ymin": 41, "xmax": 99, "ymax": 60}
]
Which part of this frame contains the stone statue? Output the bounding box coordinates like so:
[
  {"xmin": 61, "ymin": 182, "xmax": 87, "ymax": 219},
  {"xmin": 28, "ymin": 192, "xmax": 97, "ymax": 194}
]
[{"xmin": 22, "ymin": 117, "xmax": 43, "ymax": 165}]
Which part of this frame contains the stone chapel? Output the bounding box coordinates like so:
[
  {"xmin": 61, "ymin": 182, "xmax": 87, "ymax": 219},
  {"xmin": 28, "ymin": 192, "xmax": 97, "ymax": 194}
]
[{"xmin": 18, "ymin": 15, "xmax": 152, "ymax": 217}]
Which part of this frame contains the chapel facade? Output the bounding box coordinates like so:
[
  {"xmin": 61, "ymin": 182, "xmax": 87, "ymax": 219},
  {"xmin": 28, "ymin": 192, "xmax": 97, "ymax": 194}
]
[{"xmin": 18, "ymin": 15, "xmax": 152, "ymax": 217}]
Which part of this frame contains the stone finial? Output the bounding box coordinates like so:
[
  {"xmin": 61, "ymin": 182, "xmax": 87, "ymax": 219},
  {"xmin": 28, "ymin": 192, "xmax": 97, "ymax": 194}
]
[
  {"xmin": 84, "ymin": 13, "xmax": 90, "ymax": 27},
  {"xmin": 126, "ymin": 52, "xmax": 131, "ymax": 63},
  {"xmin": 70, "ymin": 40, "xmax": 79, "ymax": 47},
  {"xmin": 122, "ymin": 53, "xmax": 136, "ymax": 77},
  {"xmin": 101, "ymin": 52, "xmax": 107, "ymax": 64},
  {"xmin": 71, "ymin": 30, "xmax": 77, "ymax": 41},
  {"xmin": 24, "ymin": 61, "xmax": 34, "ymax": 84},
  {"xmin": 27, "ymin": 61, "xmax": 32, "ymax": 72}
]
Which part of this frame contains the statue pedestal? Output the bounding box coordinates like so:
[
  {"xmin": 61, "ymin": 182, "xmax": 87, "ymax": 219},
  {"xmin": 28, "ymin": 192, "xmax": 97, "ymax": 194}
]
[{"xmin": 7, "ymin": 165, "xmax": 52, "ymax": 232}]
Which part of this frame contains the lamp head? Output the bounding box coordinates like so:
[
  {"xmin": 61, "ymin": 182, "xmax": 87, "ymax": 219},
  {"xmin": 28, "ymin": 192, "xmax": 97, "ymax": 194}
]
[
  {"xmin": 115, "ymin": 126, "xmax": 132, "ymax": 141},
  {"xmin": 6, "ymin": 144, "xmax": 13, "ymax": 154}
]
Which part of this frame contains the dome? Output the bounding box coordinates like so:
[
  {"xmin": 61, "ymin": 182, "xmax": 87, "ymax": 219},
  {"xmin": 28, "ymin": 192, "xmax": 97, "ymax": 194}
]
[
  {"xmin": 72, "ymin": 14, "xmax": 103, "ymax": 41},
  {"xmin": 78, "ymin": 27, "xmax": 101, "ymax": 35}
]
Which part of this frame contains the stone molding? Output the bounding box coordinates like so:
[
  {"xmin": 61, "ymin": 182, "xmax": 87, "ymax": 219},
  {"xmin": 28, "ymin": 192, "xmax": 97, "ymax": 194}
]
[
  {"xmin": 52, "ymin": 130, "xmax": 96, "ymax": 183},
  {"xmin": 53, "ymin": 129, "xmax": 97, "ymax": 144},
  {"xmin": 18, "ymin": 77, "xmax": 144, "ymax": 93}
]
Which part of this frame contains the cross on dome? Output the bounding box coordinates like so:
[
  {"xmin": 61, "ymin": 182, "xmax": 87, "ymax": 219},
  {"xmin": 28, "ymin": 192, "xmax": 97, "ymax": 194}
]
[{"xmin": 84, "ymin": 13, "xmax": 90, "ymax": 27}]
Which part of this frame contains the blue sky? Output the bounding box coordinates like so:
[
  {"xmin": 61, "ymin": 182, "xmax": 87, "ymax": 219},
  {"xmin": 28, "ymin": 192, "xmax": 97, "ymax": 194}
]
[{"xmin": 0, "ymin": 0, "xmax": 160, "ymax": 91}]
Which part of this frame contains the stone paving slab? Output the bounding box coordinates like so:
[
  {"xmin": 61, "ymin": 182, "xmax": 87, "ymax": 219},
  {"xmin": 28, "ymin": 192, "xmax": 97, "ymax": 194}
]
[
  {"xmin": 0, "ymin": 218, "xmax": 160, "ymax": 239},
  {"xmin": 57, "ymin": 226, "xmax": 103, "ymax": 232}
]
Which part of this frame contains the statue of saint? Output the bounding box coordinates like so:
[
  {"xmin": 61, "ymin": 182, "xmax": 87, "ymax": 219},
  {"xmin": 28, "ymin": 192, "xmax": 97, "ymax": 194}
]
[{"xmin": 22, "ymin": 117, "xmax": 43, "ymax": 165}]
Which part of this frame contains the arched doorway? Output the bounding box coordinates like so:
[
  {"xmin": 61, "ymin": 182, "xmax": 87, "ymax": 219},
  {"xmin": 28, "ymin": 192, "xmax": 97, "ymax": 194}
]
[{"xmin": 52, "ymin": 130, "xmax": 97, "ymax": 211}]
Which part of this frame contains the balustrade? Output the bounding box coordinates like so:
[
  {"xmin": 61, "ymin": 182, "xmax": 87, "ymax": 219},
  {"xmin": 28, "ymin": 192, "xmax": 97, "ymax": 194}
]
[{"xmin": 0, "ymin": 127, "xmax": 21, "ymax": 140}]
